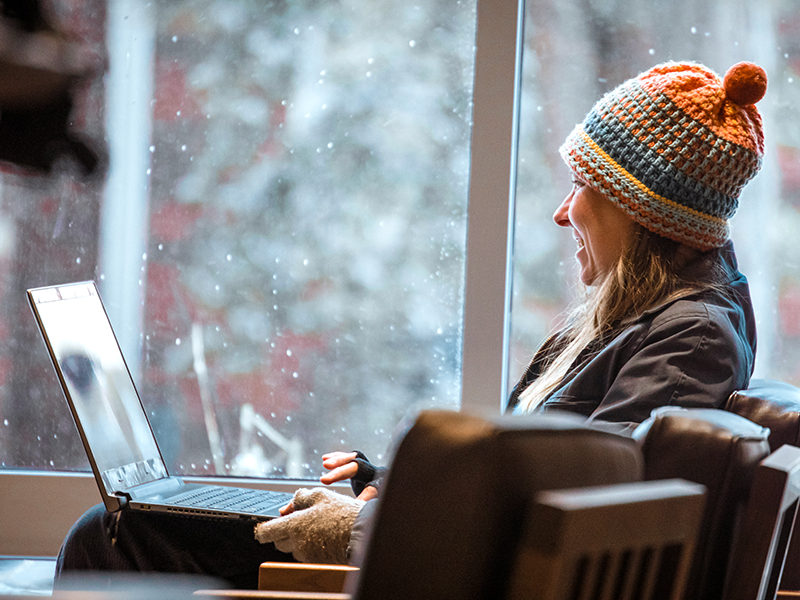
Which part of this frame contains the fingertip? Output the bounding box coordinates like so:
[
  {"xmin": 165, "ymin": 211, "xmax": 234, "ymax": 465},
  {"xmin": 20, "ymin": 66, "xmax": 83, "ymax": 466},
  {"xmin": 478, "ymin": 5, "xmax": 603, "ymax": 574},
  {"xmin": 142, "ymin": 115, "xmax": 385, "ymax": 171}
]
[
  {"xmin": 321, "ymin": 456, "xmax": 340, "ymax": 469},
  {"xmin": 322, "ymin": 451, "xmax": 357, "ymax": 462}
]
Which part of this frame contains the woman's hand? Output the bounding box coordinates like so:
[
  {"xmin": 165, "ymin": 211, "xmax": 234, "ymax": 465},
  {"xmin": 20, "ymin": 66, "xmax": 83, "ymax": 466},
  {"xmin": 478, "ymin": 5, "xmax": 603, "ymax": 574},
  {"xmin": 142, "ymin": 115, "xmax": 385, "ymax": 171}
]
[
  {"xmin": 279, "ymin": 451, "xmax": 378, "ymax": 516},
  {"xmin": 256, "ymin": 488, "xmax": 365, "ymax": 564},
  {"xmin": 321, "ymin": 451, "xmax": 380, "ymax": 502}
]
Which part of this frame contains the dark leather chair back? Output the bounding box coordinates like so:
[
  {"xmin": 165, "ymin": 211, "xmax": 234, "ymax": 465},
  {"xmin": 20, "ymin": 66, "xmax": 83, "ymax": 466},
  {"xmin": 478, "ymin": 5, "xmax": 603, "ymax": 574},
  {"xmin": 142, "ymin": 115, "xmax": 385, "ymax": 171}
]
[
  {"xmin": 724, "ymin": 378, "xmax": 800, "ymax": 591},
  {"xmin": 633, "ymin": 408, "xmax": 771, "ymax": 600},
  {"xmin": 724, "ymin": 379, "xmax": 800, "ymax": 452},
  {"xmin": 350, "ymin": 410, "xmax": 644, "ymax": 600}
]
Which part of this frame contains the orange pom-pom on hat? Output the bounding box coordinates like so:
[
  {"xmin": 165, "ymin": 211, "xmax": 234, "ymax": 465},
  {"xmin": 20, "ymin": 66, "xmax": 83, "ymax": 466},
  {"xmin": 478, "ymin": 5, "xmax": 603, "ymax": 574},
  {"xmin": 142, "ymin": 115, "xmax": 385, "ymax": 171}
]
[{"xmin": 724, "ymin": 62, "xmax": 768, "ymax": 106}]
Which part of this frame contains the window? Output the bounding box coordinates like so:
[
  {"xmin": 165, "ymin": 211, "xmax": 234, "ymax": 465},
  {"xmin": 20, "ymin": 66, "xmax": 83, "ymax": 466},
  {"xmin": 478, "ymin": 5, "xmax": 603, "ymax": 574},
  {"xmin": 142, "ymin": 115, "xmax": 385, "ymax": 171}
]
[
  {"xmin": 509, "ymin": 0, "xmax": 800, "ymax": 394},
  {"xmin": 4, "ymin": 0, "xmax": 796, "ymax": 489},
  {"xmin": 0, "ymin": 0, "xmax": 480, "ymax": 478}
]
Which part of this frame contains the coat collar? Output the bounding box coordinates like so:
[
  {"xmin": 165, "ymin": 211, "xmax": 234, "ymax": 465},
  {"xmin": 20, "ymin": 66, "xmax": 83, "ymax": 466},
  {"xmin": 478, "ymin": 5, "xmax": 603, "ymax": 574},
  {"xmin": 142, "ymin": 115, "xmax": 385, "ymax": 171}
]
[{"xmin": 623, "ymin": 240, "xmax": 744, "ymax": 323}]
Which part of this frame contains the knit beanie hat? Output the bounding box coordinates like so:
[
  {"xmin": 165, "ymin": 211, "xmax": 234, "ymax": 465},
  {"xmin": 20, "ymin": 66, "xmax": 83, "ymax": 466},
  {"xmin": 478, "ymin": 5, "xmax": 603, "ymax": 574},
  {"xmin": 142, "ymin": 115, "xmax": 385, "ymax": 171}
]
[{"xmin": 559, "ymin": 61, "xmax": 767, "ymax": 250}]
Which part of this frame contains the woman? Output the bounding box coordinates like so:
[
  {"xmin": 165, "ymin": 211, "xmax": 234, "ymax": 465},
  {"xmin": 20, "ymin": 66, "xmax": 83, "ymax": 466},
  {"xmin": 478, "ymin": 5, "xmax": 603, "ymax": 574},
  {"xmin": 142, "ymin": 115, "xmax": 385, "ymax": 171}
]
[
  {"xmin": 57, "ymin": 60, "xmax": 768, "ymax": 584},
  {"xmin": 503, "ymin": 59, "xmax": 764, "ymax": 432}
]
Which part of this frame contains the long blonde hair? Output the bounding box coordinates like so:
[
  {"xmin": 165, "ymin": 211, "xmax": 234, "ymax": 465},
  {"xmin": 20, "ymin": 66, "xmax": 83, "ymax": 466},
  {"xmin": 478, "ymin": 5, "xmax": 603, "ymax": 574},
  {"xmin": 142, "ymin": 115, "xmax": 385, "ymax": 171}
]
[{"xmin": 515, "ymin": 225, "xmax": 724, "ymax": 413}]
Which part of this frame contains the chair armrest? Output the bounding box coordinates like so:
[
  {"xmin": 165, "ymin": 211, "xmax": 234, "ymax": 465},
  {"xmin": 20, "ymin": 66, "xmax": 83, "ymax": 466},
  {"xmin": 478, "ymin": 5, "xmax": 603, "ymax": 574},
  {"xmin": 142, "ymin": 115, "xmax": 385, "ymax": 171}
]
[
  {"xmin": 258, "ymin": 562, "xmax": 359, "ymax": 593},
  {"xmin": 195, "ymin": 591, "xmax": 351, "ymax": 599}
]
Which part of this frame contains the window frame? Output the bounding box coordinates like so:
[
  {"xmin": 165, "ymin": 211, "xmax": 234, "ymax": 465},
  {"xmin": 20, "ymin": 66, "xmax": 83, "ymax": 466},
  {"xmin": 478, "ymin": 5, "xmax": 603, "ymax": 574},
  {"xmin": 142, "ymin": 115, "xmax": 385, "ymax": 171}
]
[{"xmin": 0, "ymin": 0, "xmax": 524, "ymax": 557}]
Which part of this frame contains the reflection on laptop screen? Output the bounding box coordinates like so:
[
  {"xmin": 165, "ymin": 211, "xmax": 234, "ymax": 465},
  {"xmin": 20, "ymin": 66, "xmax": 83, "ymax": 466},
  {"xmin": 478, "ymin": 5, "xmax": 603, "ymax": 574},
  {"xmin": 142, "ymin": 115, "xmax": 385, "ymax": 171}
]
[{"xmin": 30, "ymin": 282, "xmax": 168, "ymax": 493}]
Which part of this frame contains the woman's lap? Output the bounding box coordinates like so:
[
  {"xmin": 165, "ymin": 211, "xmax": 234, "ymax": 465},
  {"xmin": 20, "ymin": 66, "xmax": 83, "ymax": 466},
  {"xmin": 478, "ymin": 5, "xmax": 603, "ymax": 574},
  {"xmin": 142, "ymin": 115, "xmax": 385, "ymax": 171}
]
[{"xmin": 56, "ymin": 504, "xmax": 293, "ymax": 590}]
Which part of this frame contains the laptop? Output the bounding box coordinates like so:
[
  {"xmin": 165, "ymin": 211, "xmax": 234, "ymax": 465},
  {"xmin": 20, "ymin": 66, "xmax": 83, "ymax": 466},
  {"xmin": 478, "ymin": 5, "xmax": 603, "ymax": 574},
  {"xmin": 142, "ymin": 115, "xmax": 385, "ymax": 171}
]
[{"xmin": 28, "ymin": 280, "xmax": 295, "ymax": 521}]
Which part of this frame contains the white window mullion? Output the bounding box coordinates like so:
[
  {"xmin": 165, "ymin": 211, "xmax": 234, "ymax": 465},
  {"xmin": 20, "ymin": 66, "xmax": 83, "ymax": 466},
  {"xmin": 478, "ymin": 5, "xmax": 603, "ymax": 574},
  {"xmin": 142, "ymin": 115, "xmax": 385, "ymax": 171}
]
[
  {"xmin": 460, "ymin": 0, "xmax": 525, "ymax": 415},
  {"xmin": 99, "ymin": 0, "xmax": 156, "ymax": 379}
]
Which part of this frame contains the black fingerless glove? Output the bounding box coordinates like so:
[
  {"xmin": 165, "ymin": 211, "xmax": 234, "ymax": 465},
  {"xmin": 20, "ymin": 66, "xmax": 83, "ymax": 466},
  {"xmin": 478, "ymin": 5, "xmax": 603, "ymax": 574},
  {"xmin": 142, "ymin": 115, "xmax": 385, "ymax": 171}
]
[{"xmin": 350, "ymin": 450, "xmax": 388, "ymax": 496}]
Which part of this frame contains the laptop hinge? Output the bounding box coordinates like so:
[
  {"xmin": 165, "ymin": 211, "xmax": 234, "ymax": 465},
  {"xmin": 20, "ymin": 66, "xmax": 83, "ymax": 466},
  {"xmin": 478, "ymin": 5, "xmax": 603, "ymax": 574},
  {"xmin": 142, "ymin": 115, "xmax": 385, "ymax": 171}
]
[{"xmin": 113, "ymin": 491, "xmax": 130, "ymax": 509}]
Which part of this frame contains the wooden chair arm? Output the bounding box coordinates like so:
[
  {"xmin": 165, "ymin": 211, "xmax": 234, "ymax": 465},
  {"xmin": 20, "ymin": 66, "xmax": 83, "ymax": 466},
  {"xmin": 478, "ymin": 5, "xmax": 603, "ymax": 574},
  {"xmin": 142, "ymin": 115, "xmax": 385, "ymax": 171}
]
[
  {"xmin": 193, "ymin": 561, "xmax": 357, "ymax": 599},
  {"xmin": 258, "ymin": 562, "xmax": 359, "ymax": 593},
  {"xmin": 195, "ymin": 591, "xmax": 351, "ymax": 600}
]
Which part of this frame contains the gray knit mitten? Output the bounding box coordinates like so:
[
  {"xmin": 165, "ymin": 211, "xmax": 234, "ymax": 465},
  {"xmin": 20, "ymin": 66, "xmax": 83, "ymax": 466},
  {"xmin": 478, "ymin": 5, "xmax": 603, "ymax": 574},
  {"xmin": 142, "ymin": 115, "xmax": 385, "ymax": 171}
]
[{"xmin": 254, "ymin": 487, "xmax": 365, "ymax": 564}]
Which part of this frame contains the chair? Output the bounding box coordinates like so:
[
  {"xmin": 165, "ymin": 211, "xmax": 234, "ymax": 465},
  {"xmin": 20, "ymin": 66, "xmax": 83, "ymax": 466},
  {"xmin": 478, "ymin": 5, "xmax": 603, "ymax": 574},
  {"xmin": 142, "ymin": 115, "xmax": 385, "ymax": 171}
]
[
  {"xmin": 724, "ymin": 379, "xmax": 800, "ymax": 592},
  {"xmin": 253, "ymin": 409, "xmax": 645, "ymax": 599},
  {"xmin": 723, "ymin": 444, "xmax": 800, "ymax": 600},
  {"xmin": 233, "ymin": 484, "xmax": 707, "ymax": 600},
  {"xmin": 633, "ymin": 407, "xmax": 772, "ymax": 600},
  {"xmin": 347, "ymin": 409, "xmax": 645, "ymax": 600},
  {"xmin": 507, "ymin": 479, "xmax": 706, "ymax": 600},
  {"xmin": 245, "ymin": 480, "xmax": 707, "ymax": 600},
  {"xmin": 504, "ymin": 403, "xmax": 800, "ymax": 600}
]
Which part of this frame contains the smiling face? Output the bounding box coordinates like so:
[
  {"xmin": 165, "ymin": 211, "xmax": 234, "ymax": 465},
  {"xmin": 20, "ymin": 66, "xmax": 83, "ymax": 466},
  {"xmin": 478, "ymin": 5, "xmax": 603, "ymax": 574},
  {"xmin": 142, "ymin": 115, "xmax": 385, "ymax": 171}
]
[{"xmin": 553, "ymin": 176, "xmax": 637, "ymax": 286}]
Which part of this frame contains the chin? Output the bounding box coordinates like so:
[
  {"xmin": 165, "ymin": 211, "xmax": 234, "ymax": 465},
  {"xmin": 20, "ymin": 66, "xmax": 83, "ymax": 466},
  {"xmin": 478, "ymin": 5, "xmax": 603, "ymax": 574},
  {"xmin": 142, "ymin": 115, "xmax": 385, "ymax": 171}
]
[
  {"xmin": 579, "ymin": 270, "xmax": 601, "ymax": 287},
  {"xmin": 578, "ymin": 268, "xmax": 595, "ymax": 286}
]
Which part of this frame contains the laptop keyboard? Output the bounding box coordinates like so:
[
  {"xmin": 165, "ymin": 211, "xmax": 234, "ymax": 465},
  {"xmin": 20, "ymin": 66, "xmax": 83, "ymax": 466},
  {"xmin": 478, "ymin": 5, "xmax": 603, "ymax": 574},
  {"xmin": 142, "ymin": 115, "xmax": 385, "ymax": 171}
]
[{"xmin": 163, "ymin": 486, "xmax": 292, "ymax": 514}]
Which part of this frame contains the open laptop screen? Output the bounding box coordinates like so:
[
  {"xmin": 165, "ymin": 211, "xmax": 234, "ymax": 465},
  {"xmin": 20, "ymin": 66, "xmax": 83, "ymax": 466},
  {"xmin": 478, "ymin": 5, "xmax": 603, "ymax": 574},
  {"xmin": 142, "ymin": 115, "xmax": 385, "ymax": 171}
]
[{"xmin": 29, "ymin": 282, "xmax": 168, "ymax": 494}]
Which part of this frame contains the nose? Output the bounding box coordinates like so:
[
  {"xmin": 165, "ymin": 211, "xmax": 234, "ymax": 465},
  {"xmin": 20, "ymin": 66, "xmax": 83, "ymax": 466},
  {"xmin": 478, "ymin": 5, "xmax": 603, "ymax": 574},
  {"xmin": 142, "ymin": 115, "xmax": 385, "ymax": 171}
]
[{"xmin": 553, "ymin": 191, "xmax": 572, "ymax": 228}]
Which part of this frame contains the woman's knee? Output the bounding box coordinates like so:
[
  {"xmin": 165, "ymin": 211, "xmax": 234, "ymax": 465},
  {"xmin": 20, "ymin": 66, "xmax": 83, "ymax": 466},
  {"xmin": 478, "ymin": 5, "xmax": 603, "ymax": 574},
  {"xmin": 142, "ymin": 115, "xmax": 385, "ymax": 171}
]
[{"xmin": 56, "ymin": 504, "xmax": 117, "ymax": 573}]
